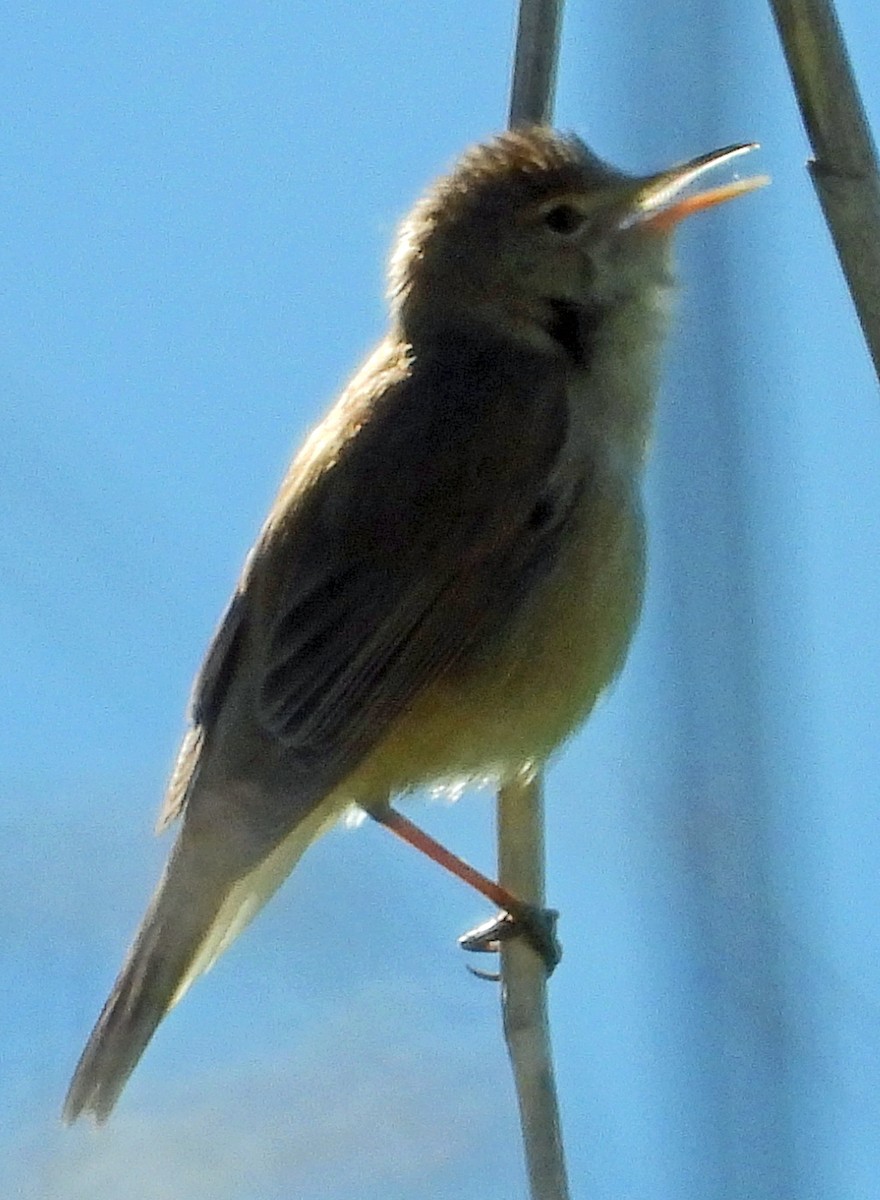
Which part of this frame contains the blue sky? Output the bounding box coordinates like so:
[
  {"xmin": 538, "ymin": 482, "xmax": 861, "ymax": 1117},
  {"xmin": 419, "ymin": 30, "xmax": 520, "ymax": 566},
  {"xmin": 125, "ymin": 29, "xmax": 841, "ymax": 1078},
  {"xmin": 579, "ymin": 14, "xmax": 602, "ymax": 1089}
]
[{"xmin": 3, "ymin": 3, "xmax": 880, "ymax": 1198}]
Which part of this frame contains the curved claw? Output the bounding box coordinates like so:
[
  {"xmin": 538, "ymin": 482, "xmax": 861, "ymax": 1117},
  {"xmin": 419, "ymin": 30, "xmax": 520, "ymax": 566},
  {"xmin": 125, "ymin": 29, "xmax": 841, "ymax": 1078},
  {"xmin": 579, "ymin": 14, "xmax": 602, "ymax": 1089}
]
[
  {"xmin": 458, "ymin": 904, "xmax": 562, "ymax": 975},
  {"xmin": 465, "ymin": 963, "xmax": 502, "ymax": 983}
]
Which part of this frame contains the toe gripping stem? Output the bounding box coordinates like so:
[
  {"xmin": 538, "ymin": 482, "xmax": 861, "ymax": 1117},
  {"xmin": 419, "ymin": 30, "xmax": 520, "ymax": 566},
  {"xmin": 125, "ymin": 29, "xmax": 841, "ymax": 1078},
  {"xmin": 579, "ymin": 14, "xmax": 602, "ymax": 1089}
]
[{"xmin": 366, "ymin": 803, "xmax": 561, "ymax": 974}]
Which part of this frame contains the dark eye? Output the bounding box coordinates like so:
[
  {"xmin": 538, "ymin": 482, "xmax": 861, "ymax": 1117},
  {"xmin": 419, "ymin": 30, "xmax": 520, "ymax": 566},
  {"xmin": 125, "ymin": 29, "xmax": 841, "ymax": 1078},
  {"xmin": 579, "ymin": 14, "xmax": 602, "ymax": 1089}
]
[{"xmin": 543, "ymin": 204, "xmax": 585, "ymax": 235}]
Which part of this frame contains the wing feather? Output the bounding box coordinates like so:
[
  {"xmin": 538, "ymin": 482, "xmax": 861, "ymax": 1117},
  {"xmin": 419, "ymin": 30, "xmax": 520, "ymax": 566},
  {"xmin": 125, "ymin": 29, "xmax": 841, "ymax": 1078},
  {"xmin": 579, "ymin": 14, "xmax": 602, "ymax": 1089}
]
[
  {"xmin": 162, "ymin": 333, "xmax": 580, "ymax": 825},
  {"xmin": 253, "ymin": 334, "xmax": 576, "ymax": 781}
]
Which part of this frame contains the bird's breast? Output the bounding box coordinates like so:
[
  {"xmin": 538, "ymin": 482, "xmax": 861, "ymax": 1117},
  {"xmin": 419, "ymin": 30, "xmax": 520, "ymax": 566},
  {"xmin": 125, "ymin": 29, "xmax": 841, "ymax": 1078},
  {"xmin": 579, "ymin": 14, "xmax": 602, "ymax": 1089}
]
[{"xmin": 342, "ymin": 452, "xmax": 646, "ymax": 801}]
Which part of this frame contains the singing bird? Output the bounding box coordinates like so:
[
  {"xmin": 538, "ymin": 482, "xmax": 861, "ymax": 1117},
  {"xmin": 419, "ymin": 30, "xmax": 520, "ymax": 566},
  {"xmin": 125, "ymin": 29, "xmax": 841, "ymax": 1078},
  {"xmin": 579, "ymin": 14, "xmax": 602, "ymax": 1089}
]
[{"xmin": 64, "ymin": 127, "xmax": 766, "ymax": 1123}]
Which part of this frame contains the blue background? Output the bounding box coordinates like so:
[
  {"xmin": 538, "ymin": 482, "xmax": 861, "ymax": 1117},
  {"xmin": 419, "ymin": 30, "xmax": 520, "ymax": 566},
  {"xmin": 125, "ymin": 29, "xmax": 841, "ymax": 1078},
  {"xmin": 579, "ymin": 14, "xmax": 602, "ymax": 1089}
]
[{"xmin": 2, "ymin": 3, "xmax": 880, "ymax": 1197}]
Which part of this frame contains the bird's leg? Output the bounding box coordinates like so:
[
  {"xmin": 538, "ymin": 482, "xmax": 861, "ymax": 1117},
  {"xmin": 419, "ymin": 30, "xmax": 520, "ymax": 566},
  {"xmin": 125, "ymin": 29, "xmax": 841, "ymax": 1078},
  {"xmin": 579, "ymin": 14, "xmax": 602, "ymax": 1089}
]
[{"xmin": 363, "ymin": 802, "xmax": 561, "ymax": 973}]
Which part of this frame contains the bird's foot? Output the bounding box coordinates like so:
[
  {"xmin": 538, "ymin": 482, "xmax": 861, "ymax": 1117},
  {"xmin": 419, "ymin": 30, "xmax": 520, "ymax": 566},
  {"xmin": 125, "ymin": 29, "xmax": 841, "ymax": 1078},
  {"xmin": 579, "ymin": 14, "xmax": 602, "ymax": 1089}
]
[{"xmin": 458, "ymin": 902, "xmax": 562, "ymax": 975}]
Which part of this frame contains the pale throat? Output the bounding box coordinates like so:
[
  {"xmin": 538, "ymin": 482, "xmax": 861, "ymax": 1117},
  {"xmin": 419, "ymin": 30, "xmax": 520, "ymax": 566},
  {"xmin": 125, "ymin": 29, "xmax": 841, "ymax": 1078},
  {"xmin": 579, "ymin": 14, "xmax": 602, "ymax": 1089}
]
[{"xmin": 578, "ymin": 281, "xmax": 674, "ymax": 461}]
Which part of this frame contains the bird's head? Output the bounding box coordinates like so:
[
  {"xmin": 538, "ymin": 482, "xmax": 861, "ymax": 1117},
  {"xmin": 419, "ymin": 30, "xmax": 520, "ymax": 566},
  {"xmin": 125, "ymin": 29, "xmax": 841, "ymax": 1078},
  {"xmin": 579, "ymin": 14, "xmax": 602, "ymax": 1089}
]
[{"xmin": 389, "ymin": 127, "xmax": 767, "ymax": 359}]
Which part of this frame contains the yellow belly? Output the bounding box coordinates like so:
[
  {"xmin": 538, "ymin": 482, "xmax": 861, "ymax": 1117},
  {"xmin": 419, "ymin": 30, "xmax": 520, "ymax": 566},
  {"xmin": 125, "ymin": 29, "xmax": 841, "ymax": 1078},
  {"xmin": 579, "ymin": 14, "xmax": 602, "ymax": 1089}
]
[{"xmin": 341, "ymin": 476, "xmax": 645, "ymax": 802}]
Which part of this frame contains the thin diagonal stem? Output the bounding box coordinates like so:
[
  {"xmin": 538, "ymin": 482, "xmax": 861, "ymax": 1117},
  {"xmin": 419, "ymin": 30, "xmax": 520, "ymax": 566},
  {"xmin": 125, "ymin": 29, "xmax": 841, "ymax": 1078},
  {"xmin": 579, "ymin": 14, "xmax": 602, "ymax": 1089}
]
[
  {"xmin": 769, "ymin": 0, "xmax": 880, "ymax": 383},
  {"xmin": 498, "ymin": 772, "xmax": 569, "ymax": 1200},
  {"xmin": 500, "ymin": 5, "xmax": 570, "ymax": 1198},
  {"xmin": 508, "ymin": 0, "xmax": 563, "ymax": 128}
]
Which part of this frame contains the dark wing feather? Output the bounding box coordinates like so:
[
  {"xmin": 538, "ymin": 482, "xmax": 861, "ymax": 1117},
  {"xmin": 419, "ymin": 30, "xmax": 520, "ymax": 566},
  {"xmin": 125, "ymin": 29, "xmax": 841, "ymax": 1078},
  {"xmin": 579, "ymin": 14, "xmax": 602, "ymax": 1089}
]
[
  {"xmin": 252, "ymin": 334, "xmax": 575, "ymax": 780},
  {"xmin": 158, "ymin": 589, "xmax": 248, "ymax": 830}
]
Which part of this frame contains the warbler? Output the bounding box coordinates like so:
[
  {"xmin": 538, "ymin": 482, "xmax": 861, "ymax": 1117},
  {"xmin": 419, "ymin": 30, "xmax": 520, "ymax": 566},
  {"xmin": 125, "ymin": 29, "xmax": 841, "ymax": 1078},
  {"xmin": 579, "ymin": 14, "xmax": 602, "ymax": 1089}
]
[{"xmin": 63, "ymin": 126, "xmax": 766, "ymax": 1123}]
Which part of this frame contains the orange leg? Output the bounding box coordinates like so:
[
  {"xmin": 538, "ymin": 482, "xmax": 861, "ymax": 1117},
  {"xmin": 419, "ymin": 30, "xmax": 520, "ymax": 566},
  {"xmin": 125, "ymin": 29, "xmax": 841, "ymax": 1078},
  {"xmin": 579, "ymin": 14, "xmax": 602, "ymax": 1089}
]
[{"xmin": 365, "ymin": 803, "xmax": 561, "ymax": 972}]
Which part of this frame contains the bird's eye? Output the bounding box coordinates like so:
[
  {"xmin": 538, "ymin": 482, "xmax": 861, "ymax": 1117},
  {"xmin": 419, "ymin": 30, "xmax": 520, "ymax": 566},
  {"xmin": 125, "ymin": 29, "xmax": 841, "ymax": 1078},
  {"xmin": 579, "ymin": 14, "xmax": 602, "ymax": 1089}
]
[{"xmin": 543, "ymin": 204, "xmax": 585, "ymax": 235}]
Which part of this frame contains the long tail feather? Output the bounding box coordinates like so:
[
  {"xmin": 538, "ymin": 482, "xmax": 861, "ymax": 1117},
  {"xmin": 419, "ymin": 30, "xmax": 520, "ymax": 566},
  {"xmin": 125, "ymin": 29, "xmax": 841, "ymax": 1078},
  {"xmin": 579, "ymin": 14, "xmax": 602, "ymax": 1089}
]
[{"xmin": 63, "ymin": 799, "xmax": 338, "ymax": 1124}]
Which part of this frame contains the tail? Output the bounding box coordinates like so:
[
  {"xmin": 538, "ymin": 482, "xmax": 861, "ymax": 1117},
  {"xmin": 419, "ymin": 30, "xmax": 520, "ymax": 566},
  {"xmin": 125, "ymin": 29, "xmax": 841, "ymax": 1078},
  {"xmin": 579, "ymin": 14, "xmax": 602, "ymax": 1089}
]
[{"xmin": 63, "ymin": 798, "xmax": 339, "ymax": 1124}]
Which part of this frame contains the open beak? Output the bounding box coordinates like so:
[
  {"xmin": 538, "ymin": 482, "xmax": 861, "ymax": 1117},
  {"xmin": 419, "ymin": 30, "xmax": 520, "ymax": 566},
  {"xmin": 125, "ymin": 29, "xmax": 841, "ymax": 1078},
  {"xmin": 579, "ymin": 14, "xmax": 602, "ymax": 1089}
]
[{"xmin": 624, "ymin": 143, "xmax": 769, "ymax": 233}]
